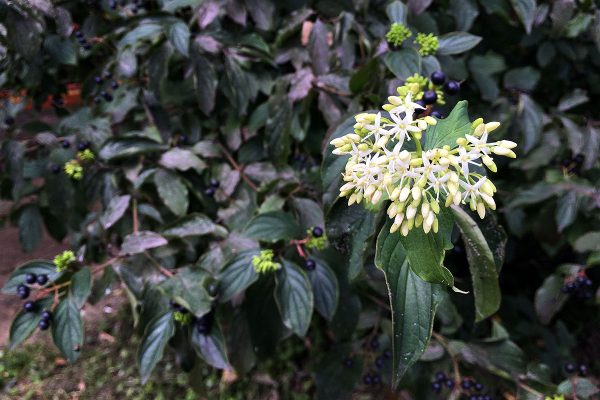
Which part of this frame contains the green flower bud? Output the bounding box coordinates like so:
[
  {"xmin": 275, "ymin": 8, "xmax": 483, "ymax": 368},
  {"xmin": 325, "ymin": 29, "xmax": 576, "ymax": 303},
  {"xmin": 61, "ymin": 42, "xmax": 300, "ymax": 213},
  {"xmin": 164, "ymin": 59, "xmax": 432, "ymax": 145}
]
[{"xmin": 386, "ymin": 23, "xmax": 412, "ymax": 47}]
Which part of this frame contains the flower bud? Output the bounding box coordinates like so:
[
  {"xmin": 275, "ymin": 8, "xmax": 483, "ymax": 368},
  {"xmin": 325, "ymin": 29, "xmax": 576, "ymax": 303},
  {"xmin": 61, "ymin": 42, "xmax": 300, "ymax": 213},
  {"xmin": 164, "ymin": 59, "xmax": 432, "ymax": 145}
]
[
  {"xmin": 348, "ymin": 193, "xmax": 357, "ymax": 205},
  {"xmin": 430, "ymin": 200, "xmax": 440, "ymax": 214},
  {"xmin": 394, "ymin": 212, "xmax": 405, "ymax": 225},
  {"xmin": 382, "ymin": 104, "xmax": 394, "ymax": 112},
  {"xmin": 330, "ymin": 138, "xmax": 345, "ymax": 147},
  {"xmin": 482, "ymin": 154, "xmax": 497, "ymax": 172},
  {"xmin": 499, "ymin": 140, "xmax": 517, "ymax": 149},
  {"xmin": 432, "ymin": 218, "xmax": 439, "ymax": 233},
  {"xmin": 421, "ymin": 201, "xmax": 430, "ymax": 217},
  {"xmin": 485, "ymin": 121, "xmax": 500, "ymax": 132},
  {"xmin": 415, "ymin": 214, "xmax": 423, "ymax": 227},
  {"xmin": 390, "ymin": 223, "xmax": 400, "ymax": 233},
  {"xmin": 471, "ymin": 117, "xmax": 483, "ymax": 129},
  {"xmin": 411, "ymin": 186, "xmax": 421, "ymax": 202},
  {"xmin": 424, "ymin": 116, "xmax": 437, "ymax": 125},
  {"xmin": 476, "ymin": 201, "xmax": 486, "ymax": 219},
  {"xmin": 399, "ymin": 186, "xmax": 411, "ymax": 202},
  {"xmin": 390, "ymin": 186, "xmax": 402, "ymax": 201},
  {"xmin": 372, "ymin": 190, "xmax": 383, "ymax": 204},
  {"xmin": 365, "ymin": 184, "xmax": 377, "ymax": 198},
  {"xmin": 481, "ymin": 193, "xmax": 496, "ymax": 209},
  {"xmin": 388, "ymin": 96, "xmax": 402, "ymax": 105},
  {"xmin": 401, "ymin": 221, "xmax": 410, "ymax": 236}
]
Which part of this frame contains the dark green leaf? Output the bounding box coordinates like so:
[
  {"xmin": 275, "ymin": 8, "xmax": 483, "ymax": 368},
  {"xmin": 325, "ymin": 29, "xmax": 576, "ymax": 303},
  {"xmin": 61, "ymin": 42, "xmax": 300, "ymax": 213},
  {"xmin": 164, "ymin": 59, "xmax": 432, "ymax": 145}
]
[
  {"xmin": 309, "ymin": 258, "xmax": 339, "ymax": 321},
  {"xmin": 511, "ymin": 0, "xmax": 537, "ymax": 33},
  {"xmin": 218, "ymin": 250, "xmax": 260, "ymax": 302},
  {"xmin": 162, "ymin": 213, "xmax": 227, "ymax": 238},
  {"xmin": 137, "ymin": 311, "xmax": 175, "ymax": 383},
  {"xmin": 275, "ymin": 261, "xmax": 313, "ymax": 337},
  {"xmin": 451, "ymin": 206, "xmax": 500, "ymax": 321},
  {"xmin": 99, "ymin": 138, "xmax": 167, "ymax": 161},
  {"xmin": 52, "ymin": 298, "xmax": 84, "ymax": 363},
  {"xmin": 386, "ymin": 1, "xmax": 408, "ymax": 24},
  {"xmin": 424, "ymin": 100, "xmax": 470, "ymax": 150},
  {"xmin": 159, "ymin": 148, "xmax": 206, "ymax": 172},
  {"xmin": 191, "ymin": 320, "xmax": 231, "ymax": 369},
  {"xmin": 557, "ymin": 378, "xmax": 599, "ymax": 398},
  {"xmin": 44, "ymin": 35, "xmax": 77, "ymax": 65},
  {"xmin": 154, "ymin": 169, "xmax": 189, "ymax": 217},
  {"xmin": 383, "ymin": 49, "xmax": 421, "ymax": 80},
  {"xmin": 518, "ymin": 94, "xmax": 543, "ymax": 153},
  {"xmin": 193, "ymin": 55, "xmax": 217, "ymax": 115},
  {"xmin": 159, "ymin": 268, "xmax": 212, "ymax": 316},
  {"xmin": 375, "ymin": 225, "xmax": 443, "ymax": 388},
  {"xmin": 69, "ymin": 267, "xmax": 92, "ymax": 309},
  {"xmin": 555, "ymin": 191, "xmax": 578, "ymax": 232},
  {"xmin": 100, "ymin": 195, "xmax": 131, "ymax": 230},
  {"xmin": 119, "ymin": 231, "xmax": 168, "ymax": 255},
  {"xmin": 168, "ymin": 21, "xmax": 190, "ymax": 56},
  {"xmin": 450, "ymin": 0, "xmax": 478, "ymax": 31},
  {"xmin": 437, "ymin": 32, "xmax": 482, "ymax": 55},
  {"xmin": 534, "ymin": 273, "xmax": 569, "ymax": 325},
  {"xmin": 244, "ymin": 211, "xmax": 302, "ymax": 242},
  {"xmin": 308, "ymin": 20, "xmax": 330, "ymax": 76},
  {"xmin": 19, "ymin": 205, "xmax": 43, "ymax": 253}
]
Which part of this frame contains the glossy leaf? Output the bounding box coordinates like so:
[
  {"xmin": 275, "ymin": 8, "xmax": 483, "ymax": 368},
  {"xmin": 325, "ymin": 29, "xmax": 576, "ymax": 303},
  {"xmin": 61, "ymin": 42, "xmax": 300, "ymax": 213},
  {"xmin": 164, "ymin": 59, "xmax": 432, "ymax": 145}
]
[
  {"xmin": 69, "ymin": 267, "xmax": 92, "ymax": 309},
  {"xmin": 218, "ymin": 250, "xmax": 260, "ymax": 302},
  {"xmin": 383, "ymin": 49, "xmax": 421, "ymax": 80},
  {"xmin": 137, "ymin": 311, "xmax": 175, "ymax": 383},
  {"xmin": 119, "ymin": 231, "xmax": 168, "ymax": 255},
  {"xmin": 437, "ymin": 32, "xmax": 482, "ymax": 55},
  {"xmin": 168, "ymin": 21, "xmax": 190, "ymax": 56},
  {"xmin": 52, "ymin": 297, "xmax": 84, "ymax": 363},
  {"xmin": 244, "ymin": 211, "xmax": 302, "ymax": 242},
  {"xmin": 275, "ymin": 261, "xmax": 313, "ymax": 337},
  {"xmin": 159, "ymin": 268, "xmax": 212, "ymax": 316},
  {"xmin": 534, "ymin": 273, "xmax": 568, "ymax": 325},
  {"xmin": 424, "ymin": 100, "xmax": 470, "ymax": 150},
  {"xmin": 154, "ymin": 169, "xmax": 189, "ymax": 217},
  {"xmin": 99, "ymin": 138, "xmax": 167, "ymax": 161},
  {"xmin": 100, "ymin": 195, "xmax": 131, "ymax": 230},
  {"xmin": 191, "ymin": 321, "xmax": 231, "ymax": 369},
  {"xmin": 308, "ymin": 258, "xmax": 339, "ymax": 321},
  {"xmin": 162, "ymin": 213, "xmax": 227, "ymax": 238},
  {"xmin": 9, "ymin": 297, "xmax": 53, "ymax": 350}
]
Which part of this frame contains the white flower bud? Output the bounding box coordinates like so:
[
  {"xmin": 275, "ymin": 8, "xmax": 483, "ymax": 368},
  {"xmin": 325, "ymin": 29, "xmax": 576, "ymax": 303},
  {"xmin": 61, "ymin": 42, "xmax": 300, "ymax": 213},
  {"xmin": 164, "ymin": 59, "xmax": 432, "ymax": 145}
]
[
  {"xmin": 421, "ymin": 202, "xmax": 430, "ymax": 217},
  {"xmin": 388, "ymin": 96, "xmax": 402, "ymax": 105},
  {"xmin": 401, "ymin": 221, "xmax": 409, "ymax": 236},
  {"xmin": 476, "ymin": 201, "xmax": 486, "ymax": 219},
  {"xmin": 394, "ymin": 212, "xmax": 405, "ymax": 225},
  {"xmin": 424, "ymin": 116, "xmax": 437, "ymax": 125},
  {"xmin": 411, "ymin": 186, "xmax": 421, "ymax": 202},
  {"xmin": 330, "ymin": 138, "xmax": 345, "ymax": 147},
  {"xmin": 371, "ymin": 190, "xmax": 383, "ymax": 204},
  {"xmin": 485, "ymin": 121, "xmax": 500, "ymax": 132},
  {"xmin": 399, "ymin": 186, "xmax": 411, "ymax": 202},
  {"xmin": 453, "ymin": 191, "xmax": 462, "ymax": 205},
  {"xmin": 482, "ymin": 155, "xmax": 497, "ymax": 173},
  {"xmin": 348, "ymin": 193, "xmax": 357, "ymax": 205},
  {"xmin": 365, "ymin": 184, "xmax": 377, "ymax": 198},
  {"xmin": 499, "ymin": 140, "xmax": 517, "ymax": 149},
  {"xmin": 390, "ymin": 222, "xmax": 400, "ymax": 233},
  {"xmin": 387, "ymin": 203, "xmax": 398, "ymax": 218},
  {"xmin": 390, "ymin": 186, "xmax": 402, "ymax": 201},
  {"xmin": 480, "ymin": 193, "xmax": 496, "ymax": 209},
  {"xmin": 406, "ymin": 204, "xmax": 417, "ymax": 220}
]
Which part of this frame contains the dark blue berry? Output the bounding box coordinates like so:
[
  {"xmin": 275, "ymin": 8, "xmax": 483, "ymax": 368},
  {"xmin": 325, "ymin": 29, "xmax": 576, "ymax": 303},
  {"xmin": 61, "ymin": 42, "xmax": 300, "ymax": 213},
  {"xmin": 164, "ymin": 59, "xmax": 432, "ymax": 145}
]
[
  {"xmin": 4, "ymin": 116, "xmax": 15, "ymax": 126},
  {"xmin": 435, "ymin": 371, "xmax": 445, "ymax": 381},
  {"xmin": 304, "ymin": 259, "xmax": 316, "ymax": 271},
  {"xmin": 461, "ymin": 378, "xmax": 473, "ymax": 390},
  {"xmin": 430, "ymin": 71, "xmax": 446, "ymax": 85},
  {"xmin": 109, "ymin": 0, "xmax": 117, "ymax": 9},
  {"xmin": 38, "ymin": 319, "xmax": 50, "ymax": 330},
  {"xmin": 204, "ymin": 187, "xmax": 215, "ymax": 197},
  {"xmin": 77, "ymin": 142, "xmax": 88, "ymax": 151},
  {"xmin": 423, "ymin": 90, "xmax": 437, "ymax": 105},
  {"xmin": 37, "ymin": 274, "xmax": 48, "ymax": 286},
  {"xmin": 41, "ymin": 310, "xmax": 52, "ymax": 320},
  {"xmin": 196, "ymin": 319, "xmax": 211, "ymax": 335},
  {"xmin": 363, "ymin": 374, "xmax": 373, "ymax": 385},
  {"xmin": 104, "ymin": 71, "xmax": 112, "ymax": 79},
  {"xmin": 343, "ymin": 356, "xmax": 353, "ymax": 368},
  {"xmin": 475, "ymin": 382, "xmax": 484, "ymax": 391},
  {"xmin": 25, "ymin": 273, "xmax": 37, "ymax": 284},
  {"xmin": 565, "ymin": 362, "xmax": 576, "ymax": 374},
  {"xmin": 374, "ymin": 356, "xmax": 385, "ymax": 368},
  {"xmin": 482, "ymin": 396, "xmax": 492, "ymax": 400},
  {"xmin": 372, "ymin": 374, "xmax": 381, "ymax": 385},
  {"xmin": 370, "ymin": 337, "xmax": 379, "ymax": 349},
  {"xmin": 584, "ymin": 279, "xmax": 593, "ymax": 287},
  {"xmin": 312, "ymin": 227, "xmax": 324, "ymax": 237},
  {"xmin": 61, "ymin": 140, "xmax": 70, "ymax": 149},
  {"xmin": 444, "ymin": 80, "xmax": 460, "ymax": 95},
  {"xmin": 446, "ymin": 378, "xmax": 455, "ymax": 388},
  {"xmin": 432, "ymin": 381, "xmax": 441, "ymax": 393},
  {"xmin": 101, "ymin": 91, "xmax": 113, "ymax": 102},
  {"xmin": 17, "ymin": 285, "xmax": 30, "ymax": 299},
  {"xmin": 207, "ymin": 283, "xmax": 219, "ymax": 297},
  {"xmin": 94, "ymin": 76, "xmax": 103, "ymax": 84},
  {"xmin": 430, "ymin": 110, "xmax": 443, "ymax": 119},
  {"xmin": 50, "ymin": 164, "xmax": 61, "ymax": 173},
  {"xmin": 110, "ymin": 81, "xmax": 119, "ymax": 89},
  {"xmin": 209, "ymin": 178, "xmax": 220, "ymax": 188},
  {"xmin": 75, "ymin": 30, "xmax": 84, "ymax": 38},
  {"xmin": 23, "ymin": 301, "xmax": 35, "ymax": 312},
  {"xmin": 579, "ymin": 364, "xmax": 588, "ymax": 376},
  {"xmin": 469, "ymin": 396, "xmax": 478, "ymax": 400},
  {"xmin": 383, "ymin": 349, "xmax": 392, "ymax": 359}
]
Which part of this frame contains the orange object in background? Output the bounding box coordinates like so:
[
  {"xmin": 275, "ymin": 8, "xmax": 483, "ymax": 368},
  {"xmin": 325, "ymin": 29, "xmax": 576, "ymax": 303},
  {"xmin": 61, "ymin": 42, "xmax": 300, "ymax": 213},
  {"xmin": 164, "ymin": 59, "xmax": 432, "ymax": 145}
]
[{"xmin": 0, "ymin": 83, "xmax": 83, "ymax": 110}]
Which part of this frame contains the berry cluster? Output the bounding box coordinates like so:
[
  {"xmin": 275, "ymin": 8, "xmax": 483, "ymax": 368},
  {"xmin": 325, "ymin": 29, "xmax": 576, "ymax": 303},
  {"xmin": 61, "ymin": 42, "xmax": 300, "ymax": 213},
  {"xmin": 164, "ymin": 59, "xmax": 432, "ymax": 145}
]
[
  {"xmin": 93, "ymin": 71, "xmax": 118, "ymax": 103},
  {"xmin": 564, "ymin": 361, "xmax": 588, "ymax": 376},
  {"xmin": 306, "ymin": 226, "xmax": 327, "ymax": 250},
  {"xmin": 74, "ymin": 30, "xmax": 92, "ymax": 51},
  {"xmin": 204, "ymin": 178, "xmax": 220, "ymax": 197},
  {"xmin": 561, "ymin": 270, "xmax": 594, "ymax": 300},
  {"xmin": 560, "ymin": 153, "xmax": 585, "ymax": 176},
  {"xmin": 360, "ymin": 339, "xmax": 392, "ymax": 387},
  {"xmin": 431, "ymin": 371, "xmax": 455, "ymax": 394},
  {"xmin": 17, "ymin": 273, "xmax": 52, "ymax": 331},
  {"xmin": 460, "ymin": 377, "xmax": 492, "ymax": 400},
  {"xmin": 196, "ymin": 313, "xmax": 213, "ymax": 335}
]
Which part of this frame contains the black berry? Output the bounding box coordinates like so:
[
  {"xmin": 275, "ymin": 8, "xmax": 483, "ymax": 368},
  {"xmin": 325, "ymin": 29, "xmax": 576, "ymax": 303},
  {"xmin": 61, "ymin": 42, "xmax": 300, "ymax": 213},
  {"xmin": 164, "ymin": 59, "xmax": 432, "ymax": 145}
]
[
  {"xmin": 50, "ymin": 164, "xmax": 61, "ymax": 174},
  {"xmin": 100, "ymin": 91, "xmax": 113, "ymax": 102},
  {"xmin": 94, "ymin": 76, "xmax": 103, "ymax": 84},
  {"xmin": 23, "ymin": 301, "xmax": 35, "ymax": 312},
  {"xmin": 77, "ymin": 142, "xmax": 88, "ymax": 151},
  {"xmin": 312, "ymin": 226, "xmax": 324, "ymax": 237},
  {"xmin": 209, "ymin": 178, "xmax": 220, "ymax": 188},
  {"xmin": 430, "ymin": 71, "xmax": 446, "ymax": 85},
  {"xmin": 444, "ymin": 80, "xmax": 460, "ymax": 95},
  {"xmin": 61, "ymin": 140, "xmax": 70, "ymax": 149},
  {"xmin": 5, "ymin": 116, "xmax": 15, "ymax": 126},
  {"xmin": 372, "ymin": 374, "xmax": 381, "ymax": 385},
  {"xmin": 110, "ymin": 81, "xmax": 119, "ymax": 90},
  {"xmin": 584, "ymin": 279, "xmax": 593, "ymax": 287},
  {"xmin": 83, "ymin": 44, "xmax": 92, "ymax": 50},
  {"xmin": 343, "ymin": 357, "xmax": 353, "ymax": 368},
  {"xmin": 435, "ymin": 371, "xmax": 445, "ymax": 381},
  {"xmin": 423, "ymin": 90, "xmax": 437, "ymax": 105},
  {"xmin": 564, "ymin": 362, "xmax": 577, "ymax": 374},
  {"xmin": 475, "ymin": 382, "xmax": 484, "ymax": 391},
  {"xmin": 38, "ymin": 319, "xmax": 50, "ymax": 330},
  {"xmin": 17, "ymin": 285, "xmax": 30, "ymax": 299},
  {"xmin": 204, "ymin": 187, "xmax": 215, "ymax": 197},
  {"xmin": 579, "ymin": 364, "xmax": 588, "ymax": 376},
  {"xmin": 461, "ymin": 378, "xmax": 473, "ymax": 390},
  {"xmin": 374, "ymin": 356, "xmax": 385, "ymax": 368},
  {"xmin": 432, "ymin": 381, "xmax": 441, "ymax": 393},
  {"xmin": 41, "ymin": 310, "xmax": 52, "ymax": 320},
  {"xmin": 383, "ymin": 349, "xmax": 392, "ymax": 359},
  {"xmin": 75, "ymin": 30, "xmax": 84, "ymax": 38},
  {"xmin": 362, "ymin": 374, "xmax": 373, "ymax": 385},
  {"xmin": 25, "ymin": 273, "xmax": 37, "ymax": 284},
  {"xmin": 574, "ymin": 154, "xmax": 584, "ymax": 164},
  {"xmin": 304, "ymin": 259, "xmax": 316, "ymax": 271},
  {"xmin": 36, "ymin": 274, "xmax": 49, "ymax": 286},
  {"xmin": 430, "ymin": 110, "xmax": 444, "ymax": 119},
  {"xmin": 93, "ymin": 96, "xmax": 102, "ymax": 104},
  {"xmin": 109, "ymin": 0, "xmax": 117, "ymax": 9},
  {"xmin": 445, "ymin": 378, "xmax": 455, "ymax": 388},
  {"xmin": 104, "ymin": 71, "xmax": 113, "ymax": 79},
  {"xmin": 196, "ymin": 314, "xmax": 212, "ymax": 335},
  {"xmin": 207, "ymin": 283, "xmax": 219, "ymax": 297}
]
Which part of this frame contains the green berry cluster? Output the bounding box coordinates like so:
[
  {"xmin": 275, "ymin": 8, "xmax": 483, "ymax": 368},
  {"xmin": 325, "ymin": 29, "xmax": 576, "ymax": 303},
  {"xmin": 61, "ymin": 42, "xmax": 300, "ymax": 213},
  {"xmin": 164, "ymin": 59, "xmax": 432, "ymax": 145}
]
[
  {"xmin": 174, "ymin": 311, "xmax": 193, "ymax": 325},
  {"xmin": 64, "ymin": 147, "xmax": 95, "ymax": 180},
  {"xmin": 415, "ymin": 33, "xmax": 439, "ymax": 56},
  {"xmin": 386, "ymin": 23, "xmax": 412, "ymax": 47},
  {"xmin": 252, "ymin": 250, "xmax": 281, "ymax": 274},
  {"xmin": 53, "ymin": 250, "xmax": 76, "ymax": 272}
]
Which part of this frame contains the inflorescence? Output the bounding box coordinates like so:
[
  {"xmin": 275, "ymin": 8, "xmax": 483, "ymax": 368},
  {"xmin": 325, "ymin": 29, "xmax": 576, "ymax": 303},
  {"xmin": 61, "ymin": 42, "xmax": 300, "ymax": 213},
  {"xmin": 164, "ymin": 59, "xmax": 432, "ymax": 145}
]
[{"xmin": 330, "ymin": 77, "xmax": 516, "ymax": 236}]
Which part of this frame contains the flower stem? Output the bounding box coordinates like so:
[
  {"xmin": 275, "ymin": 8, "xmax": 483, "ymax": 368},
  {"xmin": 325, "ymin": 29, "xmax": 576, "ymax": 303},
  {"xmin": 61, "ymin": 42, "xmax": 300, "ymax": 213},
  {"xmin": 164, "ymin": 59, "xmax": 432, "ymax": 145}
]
[{"xmin": 411, "ymin": 132, "xmax": 423, "ymax": 157}]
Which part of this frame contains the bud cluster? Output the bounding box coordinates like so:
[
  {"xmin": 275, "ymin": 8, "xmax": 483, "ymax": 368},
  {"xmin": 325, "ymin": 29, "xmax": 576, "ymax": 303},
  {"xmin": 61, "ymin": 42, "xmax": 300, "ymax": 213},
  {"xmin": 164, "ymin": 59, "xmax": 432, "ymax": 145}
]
[
  {"xmin": 415, "ymin": 33, "xmax": 439, "ymax": 56},
  {"xmin": 252, "ymin": 250, "xmax": 281, "ymax": 274},
  {"xmin": 386, "ymin": 23, "xmax": 412, "ymax": 47},
  {"xmin": 330, "ymin": 93, "xmax": 517, "ymax": 236},
  {"xmin": 54, "ymin": 250, "xmax": 76, "ymax": 272}
]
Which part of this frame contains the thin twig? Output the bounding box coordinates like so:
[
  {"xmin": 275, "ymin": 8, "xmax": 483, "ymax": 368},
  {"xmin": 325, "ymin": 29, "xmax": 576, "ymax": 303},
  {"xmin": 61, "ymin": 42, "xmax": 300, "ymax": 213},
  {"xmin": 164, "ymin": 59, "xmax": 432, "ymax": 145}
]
[
  {"xmin": 132, "ymin": 199, "xmax": 139, "ymax": 234},
  {"xmin": 143, "ymin": 251, "xmax": 174, "ymax": 277},
  {"xmin": 219, "ymin": 144, "xmax": 258, "ymax": 192}
]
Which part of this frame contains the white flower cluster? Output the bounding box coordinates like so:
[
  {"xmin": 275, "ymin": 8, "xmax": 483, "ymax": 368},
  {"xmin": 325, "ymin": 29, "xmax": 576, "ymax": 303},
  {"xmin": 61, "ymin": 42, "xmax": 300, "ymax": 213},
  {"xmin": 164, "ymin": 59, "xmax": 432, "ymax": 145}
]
[{"xmin": 330, "ymin": 93, "xmax": 517, "ymax": 236}]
